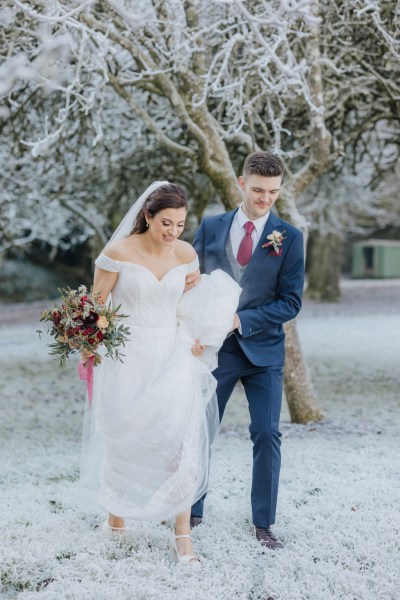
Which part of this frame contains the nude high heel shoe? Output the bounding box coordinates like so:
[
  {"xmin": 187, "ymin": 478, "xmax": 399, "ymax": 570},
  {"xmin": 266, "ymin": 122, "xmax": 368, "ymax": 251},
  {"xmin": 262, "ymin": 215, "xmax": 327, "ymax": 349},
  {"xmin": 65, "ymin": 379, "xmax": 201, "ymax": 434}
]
[
  {"xmin": 170, "ymin": 534, "xmax": 201, "ymax": 566},
  {"xmin": 101, "ymin": 517, "xmax": 126, "ymax": 533}
]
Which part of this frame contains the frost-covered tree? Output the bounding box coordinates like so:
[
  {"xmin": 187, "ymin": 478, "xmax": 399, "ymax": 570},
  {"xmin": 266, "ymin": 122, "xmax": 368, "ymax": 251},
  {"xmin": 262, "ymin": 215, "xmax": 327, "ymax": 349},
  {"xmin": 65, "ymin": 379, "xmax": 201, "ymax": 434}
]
[
  {"xmin": 2, "ymin": 0, "xmax": 323, "ymax": 211},
  {"xmin": 0, "ymin": 0, "xmax": 324, "ymax": 421},
  {"xmin": 292, "ymin": 1, "xmax": 400, "ymax": 300},
  {"xmin": 2, "ymin": 0, "xmax": 399, "ymax": 421},
  {"xmin": 0, "ymin": 0, "xmax": 324, "ymax": 422},
  {"xmin": 2, "ymin": 0, "xmax": 398, "ymax": 243}
]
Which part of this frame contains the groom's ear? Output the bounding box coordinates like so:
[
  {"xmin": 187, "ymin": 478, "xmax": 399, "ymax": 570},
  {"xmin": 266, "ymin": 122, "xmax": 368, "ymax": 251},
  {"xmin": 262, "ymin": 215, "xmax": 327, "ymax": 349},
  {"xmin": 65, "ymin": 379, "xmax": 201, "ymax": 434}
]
[{"xmin": 238, "ymin": 175, "xmax": 245, "ymax": 190}]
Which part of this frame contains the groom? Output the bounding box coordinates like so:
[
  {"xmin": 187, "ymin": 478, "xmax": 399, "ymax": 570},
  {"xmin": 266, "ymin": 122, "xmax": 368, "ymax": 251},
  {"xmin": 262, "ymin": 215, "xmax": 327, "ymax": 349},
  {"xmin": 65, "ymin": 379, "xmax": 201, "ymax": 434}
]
[{"xmin": 190, "ymin": 151, "xmax": 304, "ymax": 549}]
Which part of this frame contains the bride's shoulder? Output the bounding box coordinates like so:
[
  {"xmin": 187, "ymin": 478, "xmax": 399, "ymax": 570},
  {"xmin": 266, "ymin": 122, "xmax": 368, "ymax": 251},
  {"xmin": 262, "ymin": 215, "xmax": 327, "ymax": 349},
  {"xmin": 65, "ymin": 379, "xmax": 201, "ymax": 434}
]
[
  {"xmin": 175, "ymin": 240, "xmax": 197, "ymax": 264},
  {"xmin": 103, "ymin": 237, "xmax": 135, "ymax": 261}
]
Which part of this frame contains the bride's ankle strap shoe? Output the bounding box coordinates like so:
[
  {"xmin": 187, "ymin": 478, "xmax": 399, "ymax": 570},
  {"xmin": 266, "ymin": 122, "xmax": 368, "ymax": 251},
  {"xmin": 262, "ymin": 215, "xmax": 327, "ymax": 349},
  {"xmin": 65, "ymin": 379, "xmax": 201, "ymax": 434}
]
[
  {"xmin": 170, "ymin": 534, "xmax": 201, "ymax": 566},
  {"xmin": 102, "ymin": 518, "xmax": 126, "ymax": 532}
]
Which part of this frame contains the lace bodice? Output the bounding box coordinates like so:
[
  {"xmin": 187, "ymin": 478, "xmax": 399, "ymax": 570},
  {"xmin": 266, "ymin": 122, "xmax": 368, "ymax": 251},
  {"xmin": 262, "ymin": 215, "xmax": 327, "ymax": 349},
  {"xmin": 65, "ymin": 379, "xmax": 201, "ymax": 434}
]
[{"xmin": 95, "ymin": 253, "xmax": 199, "ymax": 329}]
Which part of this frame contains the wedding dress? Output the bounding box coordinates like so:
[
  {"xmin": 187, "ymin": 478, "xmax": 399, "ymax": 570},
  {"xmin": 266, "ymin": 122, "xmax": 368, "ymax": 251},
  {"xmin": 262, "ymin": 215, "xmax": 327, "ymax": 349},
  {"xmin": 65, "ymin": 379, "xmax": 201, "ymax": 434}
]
[{"xmin": 78, "ymin": 254, "xmax": 241, "ymax": 521}]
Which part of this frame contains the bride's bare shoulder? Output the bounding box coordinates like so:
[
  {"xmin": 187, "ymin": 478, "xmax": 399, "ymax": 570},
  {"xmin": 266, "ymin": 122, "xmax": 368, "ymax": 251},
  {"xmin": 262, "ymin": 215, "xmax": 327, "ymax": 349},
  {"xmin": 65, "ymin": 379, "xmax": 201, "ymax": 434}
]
[
  {"xmin": 176, "ymin": 240, "xmax": 197, "ymax": 264},
  {"xmin": 103, "ymin": 237, "xmax": 137, "ymax": 261}
]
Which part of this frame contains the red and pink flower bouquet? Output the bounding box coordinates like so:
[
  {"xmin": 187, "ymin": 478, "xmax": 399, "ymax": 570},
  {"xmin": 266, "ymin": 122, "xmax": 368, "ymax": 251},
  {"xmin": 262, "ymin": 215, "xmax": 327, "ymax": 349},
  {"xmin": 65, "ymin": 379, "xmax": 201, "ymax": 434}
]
[{"xmin": 38, "ymin": 285, "xmax": 130, "ymax": 404}]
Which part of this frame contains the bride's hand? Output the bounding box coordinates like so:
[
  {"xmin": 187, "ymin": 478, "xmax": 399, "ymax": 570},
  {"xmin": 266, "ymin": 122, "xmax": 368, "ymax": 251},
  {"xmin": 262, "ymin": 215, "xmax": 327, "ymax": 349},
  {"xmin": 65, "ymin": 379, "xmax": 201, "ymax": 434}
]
[
  {"xmin": 191, "ymin": 339, "xmax": 206, "ymax": 357},
  {"xmin": 184, "ymin": 269, "xmax": 200, "ymax": 293},
  {"xmin": 80, "ymin": 348, "xmax": 94, "ymax": 362}
]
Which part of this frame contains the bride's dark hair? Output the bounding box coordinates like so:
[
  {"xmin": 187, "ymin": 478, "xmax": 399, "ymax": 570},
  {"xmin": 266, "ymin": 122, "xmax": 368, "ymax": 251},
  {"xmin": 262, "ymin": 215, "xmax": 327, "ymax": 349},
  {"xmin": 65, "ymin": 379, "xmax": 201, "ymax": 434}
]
[{"xmin": 130, "ymin": 183, "xmax": 188, "ymax": 235}]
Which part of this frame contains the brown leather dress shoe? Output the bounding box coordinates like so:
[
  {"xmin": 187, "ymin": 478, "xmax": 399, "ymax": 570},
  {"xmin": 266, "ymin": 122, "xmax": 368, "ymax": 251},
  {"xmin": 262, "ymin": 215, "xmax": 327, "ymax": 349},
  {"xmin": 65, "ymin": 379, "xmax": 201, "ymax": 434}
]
[
  {"xmin": 190, "ymin": 516, "xmax": 203, "ymax": 529},
  {"xmin": 255, "ymin": 526, "xmax": 283, "ymax": 550}
]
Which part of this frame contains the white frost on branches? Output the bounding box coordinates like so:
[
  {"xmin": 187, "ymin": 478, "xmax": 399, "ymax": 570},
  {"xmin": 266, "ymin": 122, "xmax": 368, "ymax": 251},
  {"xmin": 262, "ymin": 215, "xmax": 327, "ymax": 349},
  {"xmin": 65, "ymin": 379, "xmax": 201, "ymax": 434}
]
[{"xmin": 1, "ymin": 0, "xmax": 399, "ymax": 251}]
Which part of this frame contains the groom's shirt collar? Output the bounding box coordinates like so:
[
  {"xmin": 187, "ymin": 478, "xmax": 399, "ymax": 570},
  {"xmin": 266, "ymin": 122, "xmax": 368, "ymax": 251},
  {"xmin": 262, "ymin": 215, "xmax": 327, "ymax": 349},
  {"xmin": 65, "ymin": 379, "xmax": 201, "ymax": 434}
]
[{"xmin": 237, "ymin": 204, "xmax": 270, "ymax": 235}]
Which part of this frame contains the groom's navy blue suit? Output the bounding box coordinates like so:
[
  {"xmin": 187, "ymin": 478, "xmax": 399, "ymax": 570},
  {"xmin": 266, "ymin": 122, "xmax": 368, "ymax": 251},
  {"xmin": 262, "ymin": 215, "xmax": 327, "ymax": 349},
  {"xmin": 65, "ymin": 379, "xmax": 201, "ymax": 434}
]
[{"xmin": 192, "ymin": 208, "xmax": 304, "ymax": 527}]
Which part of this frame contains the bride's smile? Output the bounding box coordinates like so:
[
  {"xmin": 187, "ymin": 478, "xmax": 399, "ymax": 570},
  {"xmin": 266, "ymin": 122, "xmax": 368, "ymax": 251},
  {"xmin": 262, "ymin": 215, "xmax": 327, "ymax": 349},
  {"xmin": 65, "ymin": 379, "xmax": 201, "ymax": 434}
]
[{"xmin": 146, "ymin": 207, "xmax": 187, "ymax": 247}]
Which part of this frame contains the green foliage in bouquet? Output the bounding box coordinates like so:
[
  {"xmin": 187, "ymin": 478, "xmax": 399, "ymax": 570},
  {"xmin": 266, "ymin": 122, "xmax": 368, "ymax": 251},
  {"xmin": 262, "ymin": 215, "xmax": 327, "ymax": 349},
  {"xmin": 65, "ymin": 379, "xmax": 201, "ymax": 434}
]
[{"xmin": 38, "ymin": 285, "xmax": 130, "ymax": 368}]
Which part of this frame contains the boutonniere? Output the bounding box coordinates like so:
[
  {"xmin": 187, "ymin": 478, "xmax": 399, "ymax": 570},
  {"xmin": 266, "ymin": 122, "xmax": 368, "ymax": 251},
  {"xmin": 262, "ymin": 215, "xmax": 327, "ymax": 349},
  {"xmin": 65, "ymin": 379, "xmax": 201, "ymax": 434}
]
[{"xmin": 262, "ymin": 230, "xmax": 286, "ymax": 256}]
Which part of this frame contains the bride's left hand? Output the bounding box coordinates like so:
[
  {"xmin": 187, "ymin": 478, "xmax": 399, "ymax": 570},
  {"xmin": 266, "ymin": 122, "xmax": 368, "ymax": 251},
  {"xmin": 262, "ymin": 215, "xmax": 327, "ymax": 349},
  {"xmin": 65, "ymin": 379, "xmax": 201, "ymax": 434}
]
[{"xmin": 191, "ymin": 339, "xmax": 206, "ymax": 357}]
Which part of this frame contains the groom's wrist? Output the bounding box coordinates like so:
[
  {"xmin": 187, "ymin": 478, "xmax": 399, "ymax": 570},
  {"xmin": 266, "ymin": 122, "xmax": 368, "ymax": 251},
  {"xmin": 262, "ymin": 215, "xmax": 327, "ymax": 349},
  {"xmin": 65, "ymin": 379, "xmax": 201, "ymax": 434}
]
[{"xmin": 235, "ymin": 314, "xmax": 242, "ymax": 335}]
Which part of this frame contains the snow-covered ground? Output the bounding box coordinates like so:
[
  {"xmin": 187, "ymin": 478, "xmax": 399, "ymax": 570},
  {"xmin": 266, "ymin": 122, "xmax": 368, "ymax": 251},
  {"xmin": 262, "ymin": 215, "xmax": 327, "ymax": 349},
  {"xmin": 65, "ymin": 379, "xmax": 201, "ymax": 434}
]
[{"xmin": 0, "ymin": 280, "xmax": 399, "ymax": 600}]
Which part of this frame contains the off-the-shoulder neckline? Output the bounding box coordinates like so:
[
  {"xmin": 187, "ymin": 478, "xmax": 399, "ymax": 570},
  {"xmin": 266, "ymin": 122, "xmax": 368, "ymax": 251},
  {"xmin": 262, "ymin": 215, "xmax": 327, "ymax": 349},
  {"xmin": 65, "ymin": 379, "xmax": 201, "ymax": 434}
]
[{"xmin": 98, "ymin": 253, "xmax": 198, "ymax": 283}]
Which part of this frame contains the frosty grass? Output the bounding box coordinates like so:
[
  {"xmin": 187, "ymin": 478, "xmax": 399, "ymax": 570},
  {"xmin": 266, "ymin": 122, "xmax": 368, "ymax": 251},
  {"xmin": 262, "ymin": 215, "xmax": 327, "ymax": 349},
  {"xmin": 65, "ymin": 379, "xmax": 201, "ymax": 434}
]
[{"xmin": 0, "ymin": 280, "xmax": 399, "ymax": 599}]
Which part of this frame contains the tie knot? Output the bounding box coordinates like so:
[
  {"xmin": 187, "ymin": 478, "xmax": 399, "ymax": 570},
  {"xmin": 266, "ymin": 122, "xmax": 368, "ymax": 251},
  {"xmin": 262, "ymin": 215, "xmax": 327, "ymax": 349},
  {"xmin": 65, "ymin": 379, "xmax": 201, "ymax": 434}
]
[{"xmin": 244, "ymin": 221, "xmax": 255, "ymax": 234}]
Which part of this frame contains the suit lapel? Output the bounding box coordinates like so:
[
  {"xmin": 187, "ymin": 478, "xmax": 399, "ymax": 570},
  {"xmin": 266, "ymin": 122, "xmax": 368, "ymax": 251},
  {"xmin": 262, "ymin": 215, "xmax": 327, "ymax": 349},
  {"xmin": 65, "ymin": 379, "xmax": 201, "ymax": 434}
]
[
  {"xmin": 215, "ymin": 209, "xmax": 237, "ymax": 278},
  {"xmin": 240, "ymin": 212, "xmax": 283, "ymax": 286}
]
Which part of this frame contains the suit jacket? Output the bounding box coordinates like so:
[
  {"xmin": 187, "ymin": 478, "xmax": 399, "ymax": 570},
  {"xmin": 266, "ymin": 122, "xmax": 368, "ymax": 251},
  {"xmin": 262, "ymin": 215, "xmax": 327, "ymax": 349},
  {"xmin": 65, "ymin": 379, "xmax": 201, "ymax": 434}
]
[{"xmin": 193, "ymin": 209, "xmax": 305, "ymax": 366}]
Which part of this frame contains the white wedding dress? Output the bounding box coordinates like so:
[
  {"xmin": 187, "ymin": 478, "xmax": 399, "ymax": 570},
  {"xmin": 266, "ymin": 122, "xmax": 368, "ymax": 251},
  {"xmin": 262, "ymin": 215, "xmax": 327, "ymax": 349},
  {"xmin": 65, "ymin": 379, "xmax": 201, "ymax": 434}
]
[{"xmin": 78, "ymin": 253, "xmax": 241, "ymax": 521}]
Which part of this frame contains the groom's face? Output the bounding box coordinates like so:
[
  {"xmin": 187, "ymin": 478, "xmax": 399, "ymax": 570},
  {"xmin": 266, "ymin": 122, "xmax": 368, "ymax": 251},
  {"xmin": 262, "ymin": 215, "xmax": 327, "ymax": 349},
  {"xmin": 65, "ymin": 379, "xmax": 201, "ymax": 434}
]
[{"xmin": 238, "ymin": 174, "xmax": 282, "ymax": 220}]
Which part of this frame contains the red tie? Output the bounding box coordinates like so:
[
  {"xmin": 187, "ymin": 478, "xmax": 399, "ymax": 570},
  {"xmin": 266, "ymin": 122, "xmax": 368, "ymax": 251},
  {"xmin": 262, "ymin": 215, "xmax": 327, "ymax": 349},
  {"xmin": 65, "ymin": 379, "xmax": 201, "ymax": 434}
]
[{"xmin": 236, "ymin": 221, "xmax": 255, "ymax": 266}]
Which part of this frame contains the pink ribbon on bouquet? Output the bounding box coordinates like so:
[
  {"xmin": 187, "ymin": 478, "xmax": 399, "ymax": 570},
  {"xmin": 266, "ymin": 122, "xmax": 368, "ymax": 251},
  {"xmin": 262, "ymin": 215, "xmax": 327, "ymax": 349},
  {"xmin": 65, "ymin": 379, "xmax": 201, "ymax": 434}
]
[{"xmin": 77, "ymin": 356, "xmax": 95, "ymax": 407}]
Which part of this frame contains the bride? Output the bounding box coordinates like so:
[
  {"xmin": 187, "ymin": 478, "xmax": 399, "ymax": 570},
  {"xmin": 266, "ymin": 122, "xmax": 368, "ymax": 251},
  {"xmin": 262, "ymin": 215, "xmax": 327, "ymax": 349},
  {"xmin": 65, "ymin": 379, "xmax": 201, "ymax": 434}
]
[{"xmin": 78, "ymin": 181, "xmax": 241, "ymax": 565}]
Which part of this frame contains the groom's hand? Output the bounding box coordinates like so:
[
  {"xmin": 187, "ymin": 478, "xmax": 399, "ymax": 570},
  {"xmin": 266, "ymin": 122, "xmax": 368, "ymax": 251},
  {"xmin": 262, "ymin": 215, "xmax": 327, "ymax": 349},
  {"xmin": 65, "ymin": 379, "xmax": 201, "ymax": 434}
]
[
  {"xmin": 230, "ymin": 313, "xmax": 241, "ymax": 332},
  {"xmin": 184, "ymin": 269, "xmax": 200, "ymax": 292}
]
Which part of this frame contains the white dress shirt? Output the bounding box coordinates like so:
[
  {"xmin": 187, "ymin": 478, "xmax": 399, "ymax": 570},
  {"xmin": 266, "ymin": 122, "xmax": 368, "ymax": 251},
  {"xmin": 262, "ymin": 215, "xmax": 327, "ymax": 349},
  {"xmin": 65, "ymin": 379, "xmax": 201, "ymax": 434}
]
[
  {"xmin": 230, "ymin": 204, "xmax": 270, "ymax": 259},
  {"xmin": 229, "ymin": 205, "xmax": 270, "ymax": 334}
]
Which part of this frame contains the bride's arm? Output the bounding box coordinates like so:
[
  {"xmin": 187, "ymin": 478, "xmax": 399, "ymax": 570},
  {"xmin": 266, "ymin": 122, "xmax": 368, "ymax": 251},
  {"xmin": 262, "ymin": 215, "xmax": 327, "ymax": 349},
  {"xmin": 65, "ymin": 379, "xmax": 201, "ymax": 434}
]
[
  {"xmin": 177, "ymin": 240, "xmax": 201, "ymax": 292},
  {"xmin": 176, "ymin": 241, "xmax": 205, "ymax": 356},
  {"xmin": 93, "ymin": 243, "xmax": 124, "ymax": 303},
  {"xmin": 80, "ymin": 262, "xmax": 119, "ymax": 361},
  {"xmin": 79, "ymin": 264, "xmax": 118, "ymax": 361},
  {"xmin": 93, "ymin": 267, "xmax": 119, "ymax": 304}
]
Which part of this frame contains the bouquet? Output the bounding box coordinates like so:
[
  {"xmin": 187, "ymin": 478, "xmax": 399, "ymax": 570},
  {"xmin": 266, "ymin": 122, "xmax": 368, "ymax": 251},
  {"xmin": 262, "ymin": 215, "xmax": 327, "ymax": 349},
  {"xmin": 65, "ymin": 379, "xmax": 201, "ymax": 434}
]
[{"xmin": 38, "ymin": 285, "xmax": 130, "ymax": 405}]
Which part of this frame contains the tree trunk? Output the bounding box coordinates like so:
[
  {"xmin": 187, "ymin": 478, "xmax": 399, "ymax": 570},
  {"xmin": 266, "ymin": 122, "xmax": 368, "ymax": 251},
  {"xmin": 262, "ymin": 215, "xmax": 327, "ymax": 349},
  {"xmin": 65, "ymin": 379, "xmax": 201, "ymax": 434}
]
[
  {"xmin": 306, "ymin": 231, "xmax": 342, "ymax": 302},
  {"xmin": 274, "ymin": 0, "xmax": 327, "ymax": 423},
  {"xmin": 185, "ymin": 105, "xmax": 241, "ymax": 210},
  {"xmin": 274, "ymin": 196, "xmax": 324, "ymax": 423},
  {"xmin": 284, "ymin": 320, "xmax": 324, "ymax": 423}
]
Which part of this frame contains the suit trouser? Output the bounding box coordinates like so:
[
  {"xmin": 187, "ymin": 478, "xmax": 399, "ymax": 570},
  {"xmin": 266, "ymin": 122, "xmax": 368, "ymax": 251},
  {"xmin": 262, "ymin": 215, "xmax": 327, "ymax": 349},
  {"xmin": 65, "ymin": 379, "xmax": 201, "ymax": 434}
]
[{"xmin": 191, "ymin": 335, "xmax": 283, "ymax": 528}]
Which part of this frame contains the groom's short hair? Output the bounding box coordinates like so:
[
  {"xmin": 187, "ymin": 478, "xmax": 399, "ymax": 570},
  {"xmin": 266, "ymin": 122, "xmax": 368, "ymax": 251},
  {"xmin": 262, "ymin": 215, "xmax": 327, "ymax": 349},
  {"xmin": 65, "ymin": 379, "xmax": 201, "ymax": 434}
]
[{"xmin": 243, "ymin": 151, "xmax": 284, "ymax": 179}]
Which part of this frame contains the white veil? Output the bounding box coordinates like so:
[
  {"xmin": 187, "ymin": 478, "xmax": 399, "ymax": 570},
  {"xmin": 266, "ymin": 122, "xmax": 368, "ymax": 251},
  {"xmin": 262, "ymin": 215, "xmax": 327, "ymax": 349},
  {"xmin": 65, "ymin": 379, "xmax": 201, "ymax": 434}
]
[{"xmin": 102, "ymin": 180, "xmax": 170, "ymax": 252}]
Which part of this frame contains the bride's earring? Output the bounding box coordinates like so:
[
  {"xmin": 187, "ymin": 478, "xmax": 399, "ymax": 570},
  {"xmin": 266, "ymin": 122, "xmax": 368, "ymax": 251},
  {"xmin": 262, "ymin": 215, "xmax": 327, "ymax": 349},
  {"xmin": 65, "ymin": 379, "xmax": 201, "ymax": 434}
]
[{"xmin": 146, "ymin": 222, "xmax": 149, "ymax": 228}]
